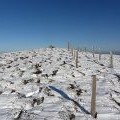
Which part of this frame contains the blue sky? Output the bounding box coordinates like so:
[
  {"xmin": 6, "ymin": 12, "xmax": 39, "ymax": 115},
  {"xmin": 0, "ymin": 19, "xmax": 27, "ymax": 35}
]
[{"xmin": 0, "ymin": 0, "xmax": 120, "ymax": 51}]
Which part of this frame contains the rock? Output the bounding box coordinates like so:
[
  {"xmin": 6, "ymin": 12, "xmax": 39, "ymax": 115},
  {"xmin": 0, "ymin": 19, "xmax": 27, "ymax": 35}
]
[
  {"xmin": 12, "ymin": 108, "xmax": 22, "ymax": 119},
  {"xmin": 52, "ymin": 70, "xmax": 58, "ymax": 76},
  {"xmin": 32, "ymin": 97, "xmax": 44, "ymax": 107},
  {"xmin": 58, "ymin": 110, "xmax": 75, "ymax": 120}
]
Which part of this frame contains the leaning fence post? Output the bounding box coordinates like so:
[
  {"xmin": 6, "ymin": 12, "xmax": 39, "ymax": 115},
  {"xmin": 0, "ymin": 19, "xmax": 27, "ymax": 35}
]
[
  {"xmin": 110, "ymin": 51, "xmax": 113, "ymax": 68},
  {"xmin": 91, "ymin": 75, "xmax": 97, "ymax": 118}
]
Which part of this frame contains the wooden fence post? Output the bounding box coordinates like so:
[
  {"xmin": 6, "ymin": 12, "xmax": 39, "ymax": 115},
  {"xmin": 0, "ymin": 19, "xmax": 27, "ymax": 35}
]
[
  {"xmin": 92, "ymin": 46, "xmax": 95, "ymax": 57},
  {"xmin": 84, "ymin": 47, "xmax": 86, "ymax": 52},
  {"xmin": 73, "ymin": 49, "xmax": 76, "ymax": 59},
  {"xmin": 76, "ymin": 50, "xmax": 78, "ymax": 68},
  {"xmin": 71, "ymin": 46, "xmax": 73, "ymax": 56},
  {"xmin": 110, "ymin": 51, "xmax": 113, "ymax": 68},
  {"xmin": 99, "ymin": 48, "xmax": 101, "ymax": 60},
  {"xmin": 91, "ymin": 75, "xmax": 97, "ymax": 118}
]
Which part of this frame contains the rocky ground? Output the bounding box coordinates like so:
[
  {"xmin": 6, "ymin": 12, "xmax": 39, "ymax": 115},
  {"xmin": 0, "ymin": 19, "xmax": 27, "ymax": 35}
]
[{"xmin": 0, "ymin": 48, "xmax": 120, "ymax": 120}]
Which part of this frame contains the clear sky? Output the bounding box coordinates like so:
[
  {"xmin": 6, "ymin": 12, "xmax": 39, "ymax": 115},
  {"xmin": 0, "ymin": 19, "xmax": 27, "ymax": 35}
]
[{"xmin": 0, "ymin": 0, "xmax": 120, "ymax": 51}]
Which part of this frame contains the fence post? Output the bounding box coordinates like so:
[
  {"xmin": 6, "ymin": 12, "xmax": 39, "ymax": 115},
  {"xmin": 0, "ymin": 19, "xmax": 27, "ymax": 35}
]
[
  {"xmin": 71, "ymin": 47, "xmax": 73, "ymax": 56},
  {"xmin": 91, "ymin": 75, "xmax": 97, "ymax": 118},
  {"xmin": 76, "ymin": 50, "xmax": 78, "ymax": 68},
  {"xmin": 99, "ymin": 48, "xmax": 101, "ymax": 60},
  {"xmin": 92, "ymin": 46, "xmax": 95, "ymax": 57},
  {"xmin": 73, "ymin": 49, "xmax": 76, "ymax": 59},
  {"xmin": 110, "ymin": 51, "xmax": 113, "ymax": 68},
  {"xmin": 84, "ymin": 47, "xmax": 87, "ymax": 52}
]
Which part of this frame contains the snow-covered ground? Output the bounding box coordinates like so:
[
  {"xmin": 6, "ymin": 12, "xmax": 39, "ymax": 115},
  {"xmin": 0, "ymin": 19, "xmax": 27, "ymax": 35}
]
[{"xmin": 0, "ymin": 48, "xmax": 120, "ymax": 120}]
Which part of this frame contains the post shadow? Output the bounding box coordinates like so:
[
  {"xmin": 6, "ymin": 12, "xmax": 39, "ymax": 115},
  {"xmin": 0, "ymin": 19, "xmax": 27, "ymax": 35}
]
[{"xmin": 49, "ymin": 86, "xmax": 90, "ymax": 114}]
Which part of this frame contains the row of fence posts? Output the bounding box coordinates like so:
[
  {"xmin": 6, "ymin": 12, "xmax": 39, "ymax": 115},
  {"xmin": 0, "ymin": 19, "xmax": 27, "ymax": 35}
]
[
  {"xmin": 68, "ymin": 41, "xmax": 114, "ymax": 69},
  {"xmin": 92, "ymin": 46, "xmax": 101, "ymax": 60},
  {"xmin": 68, "ymin": 42, "xmax": 79, "ymax": 68},
  {"xmin": 92, "ymin": 46, "xmax": 113, "ymax": 68},
  {"xmin": 67, "ymin": 42, "xmax": 114, "ymax": 118}
]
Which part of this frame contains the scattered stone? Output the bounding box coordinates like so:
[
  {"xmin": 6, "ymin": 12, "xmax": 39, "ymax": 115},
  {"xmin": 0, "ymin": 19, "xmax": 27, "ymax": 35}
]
[
  {"xmin": 33, "ymin": 70, "xmax": 42, "ymax": 74},
  {"xmin": 0, "ymin": 91, "xmax": 2, "ymax": 95},
  {"xmin": 42, "ymin": 73, "xmax": 49, "ymax": 78},
  {"xmin": 76, "ymin": 89, "xmax": 82, "ymax": 96},
  {"xmin": 58, "ymin": 110, "xmax": 75, "ymax": 120},
  {"xmin": 52, "ymin": 70, "xmax": 58, "ymax": 76},
  {"xmin": 12, "ymin": 108, "xmax": 23, "ymax": 119},
  {"xmin": 17, "ymin": 92, "xmax": 26, "ymax": 99},
  {"xmin": 11, "ymin": 89, "xmax": 16, "ymax": 93}
]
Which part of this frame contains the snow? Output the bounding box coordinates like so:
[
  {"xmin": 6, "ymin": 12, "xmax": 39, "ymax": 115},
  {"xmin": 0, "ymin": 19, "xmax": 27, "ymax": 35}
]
[{"xmin": 0, "ymin": 48, "xmax": 120, "ymax": 120}]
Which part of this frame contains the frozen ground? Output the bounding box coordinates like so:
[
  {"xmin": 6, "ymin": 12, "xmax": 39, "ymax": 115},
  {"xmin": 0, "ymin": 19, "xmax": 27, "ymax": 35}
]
[{"xmin": 0, "ymin": 48, "xmax": 120, "ymax": 120}]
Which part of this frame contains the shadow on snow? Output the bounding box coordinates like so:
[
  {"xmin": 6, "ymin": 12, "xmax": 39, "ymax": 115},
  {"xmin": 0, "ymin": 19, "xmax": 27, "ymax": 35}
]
[{"xmin": 49, "ymin": 85, "xmax": 90, "ymax": 114}]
